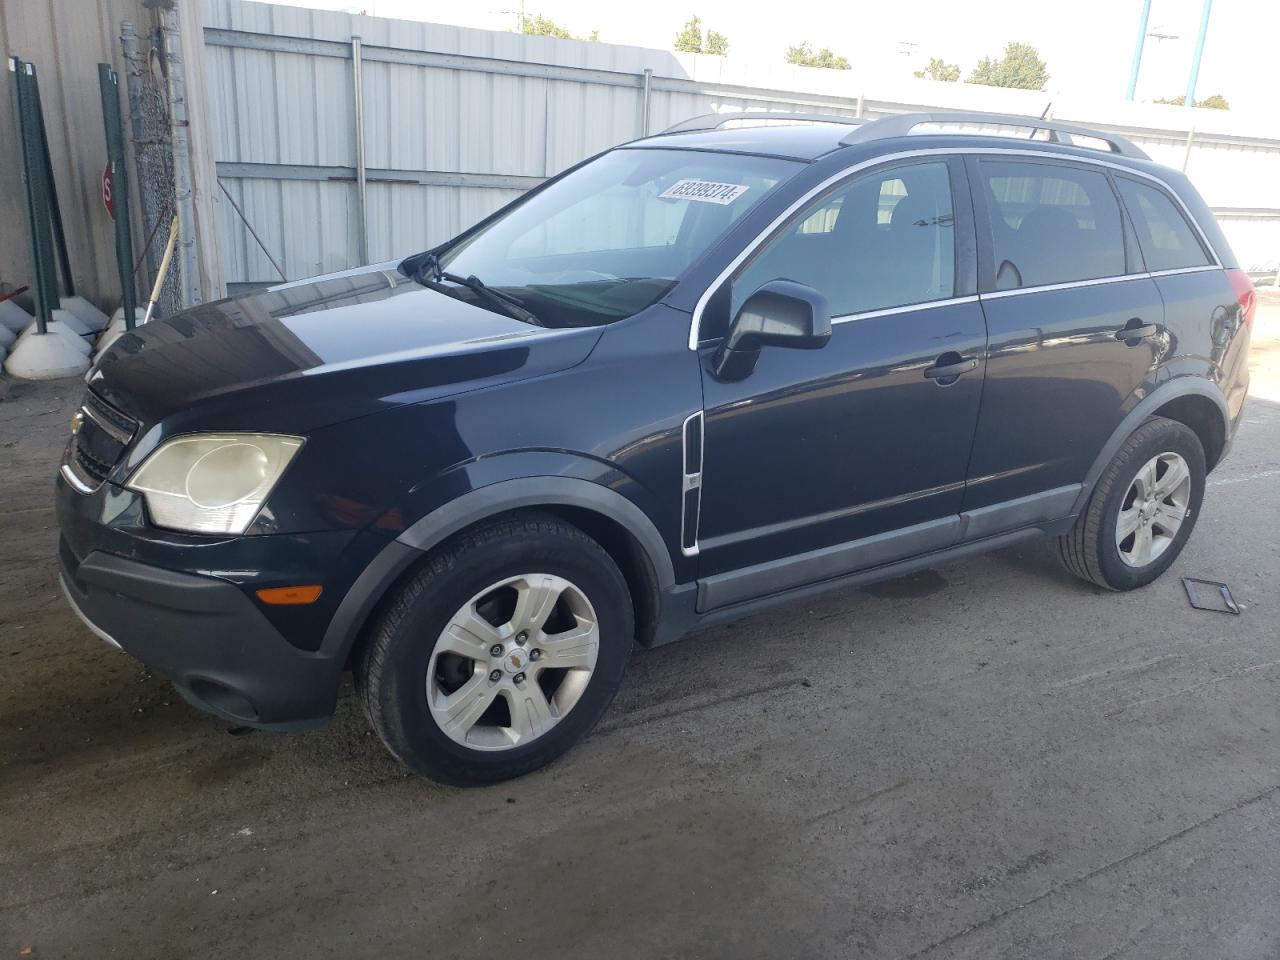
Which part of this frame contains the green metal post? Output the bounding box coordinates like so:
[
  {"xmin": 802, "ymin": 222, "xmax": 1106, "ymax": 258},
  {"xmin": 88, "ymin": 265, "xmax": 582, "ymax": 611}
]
[
  {"xmin": 10, "ymin": 57, "xmax": 53, "ymax": 334},
  {"xmin": 31, "ymin": 65, "xmax": 75, "ymax": 298},
  {"xmin": 98, "ymin": 63, "xmax": 138, "ymax": 329}
]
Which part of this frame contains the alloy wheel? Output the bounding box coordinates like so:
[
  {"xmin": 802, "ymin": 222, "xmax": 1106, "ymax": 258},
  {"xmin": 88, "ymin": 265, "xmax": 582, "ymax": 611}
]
[
  {"xmin": 426, "ymin": 573, "xmax": 600, "ymax": 751},
  {"xmin": 1115, "ymin": 451, "xmax": 1192, "ymax": 568}
]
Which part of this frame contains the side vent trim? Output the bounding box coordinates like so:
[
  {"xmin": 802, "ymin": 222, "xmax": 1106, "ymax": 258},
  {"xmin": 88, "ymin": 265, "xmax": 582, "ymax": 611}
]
[{"xmin": 680, "ymin": 411, "xmax": 704, "ymax": 557}]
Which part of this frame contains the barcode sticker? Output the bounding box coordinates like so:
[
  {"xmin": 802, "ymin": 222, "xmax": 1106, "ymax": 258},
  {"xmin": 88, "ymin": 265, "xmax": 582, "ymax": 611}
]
[{"xmin": 659, "ymin": 179, "xmax": 750, "ymax": 205}]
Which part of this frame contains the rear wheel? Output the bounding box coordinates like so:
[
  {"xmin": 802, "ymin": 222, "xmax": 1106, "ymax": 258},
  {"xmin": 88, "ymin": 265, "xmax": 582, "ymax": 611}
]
[
  {"xmin": 1057, "ymin": 416, "xmax": 1206, "ymax": 591},
  {"xmin": 356, "ymin": 512, "xmax": 634, "ymax": 785}
]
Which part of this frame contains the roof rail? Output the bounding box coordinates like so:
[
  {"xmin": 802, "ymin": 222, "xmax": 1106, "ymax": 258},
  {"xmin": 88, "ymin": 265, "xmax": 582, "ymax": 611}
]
[
  {"xmin": 839, "ymin": 111, "xmax": 1150, "ymax": 160},
  {"xmin": 658, "ymin": 111, "xmax": 868, "ymax": 136}
]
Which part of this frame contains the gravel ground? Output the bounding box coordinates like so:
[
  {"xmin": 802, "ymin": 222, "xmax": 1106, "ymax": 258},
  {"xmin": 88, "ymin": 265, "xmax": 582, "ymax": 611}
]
[{"xmin": 2, "ymin": 293, "xmax": 1279, "ymax": 959}]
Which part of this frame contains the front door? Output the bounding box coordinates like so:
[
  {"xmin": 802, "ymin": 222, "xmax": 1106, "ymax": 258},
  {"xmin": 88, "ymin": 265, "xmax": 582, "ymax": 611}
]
[{"xmin": 692, "ymin": 157, "xmax": 987, "ymax": 609}]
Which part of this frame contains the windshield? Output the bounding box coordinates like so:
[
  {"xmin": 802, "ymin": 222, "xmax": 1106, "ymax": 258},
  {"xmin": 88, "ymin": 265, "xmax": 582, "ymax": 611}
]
[{"xmin": 413, "ymin": 148, "xmax": 802, "ymax": 327}]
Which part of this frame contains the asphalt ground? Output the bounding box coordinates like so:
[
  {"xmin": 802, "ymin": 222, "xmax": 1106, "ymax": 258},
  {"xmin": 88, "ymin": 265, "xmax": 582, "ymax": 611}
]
[{"xmin": 2, "ymin": 291, "xmax": 1279, "ymax": 959}]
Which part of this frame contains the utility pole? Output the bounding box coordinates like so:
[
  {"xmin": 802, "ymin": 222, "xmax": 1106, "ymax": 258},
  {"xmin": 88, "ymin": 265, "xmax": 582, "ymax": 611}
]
[
  {"xmin": 160, "ymin": 4, "xmax": 200, "ymax": 308},
  {"xmin": 1184, "ymin": 0, "xmax": 1213, "ymax": 107},
  {"xmin": 1126, "ymin": 0, "xmax": 1153, "ymax": 100}
]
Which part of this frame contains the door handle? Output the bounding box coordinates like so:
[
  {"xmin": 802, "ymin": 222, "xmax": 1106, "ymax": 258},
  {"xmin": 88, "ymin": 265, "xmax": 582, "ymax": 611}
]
[
  {"xmin": 923, "ymin": 355, "xmax": 978, "ymax": 382},
  {"xmin": 1115, "ymin": 319, "xmax": 1159, "ymax": 342}
]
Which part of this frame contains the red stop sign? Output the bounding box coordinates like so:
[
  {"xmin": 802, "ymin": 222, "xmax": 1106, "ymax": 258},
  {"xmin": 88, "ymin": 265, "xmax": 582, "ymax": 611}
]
[{"xmin": 102, "ymin": 164, "xmax": 114, "ymax": 221}]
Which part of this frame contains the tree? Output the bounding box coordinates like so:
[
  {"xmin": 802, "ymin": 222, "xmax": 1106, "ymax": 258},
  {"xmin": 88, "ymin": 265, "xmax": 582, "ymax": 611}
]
[
  {"xmin": 1154, "ymin": 93, "xmax": 1230, "ymax": 110},
  {"xmin": 674, "ymin": 16, "xmax": 703, "ymax": 53},
  {"xmin": 914, "ymin": 57, "xmax": 960, "ymax": 82},
  {"xmin": 519, "ymin": 14, "xmax": 599, "ymax": 42},
  {"xmin": 967, "ymin": 42, "xmax": 1049, "ymax": 90},
  {"xmin": 672, "ymin": 16, "xmax": 730, "ymax": 56},
  {"xmin": 785, "ymin": 41, "xmax": 851, "ymax": 70}
]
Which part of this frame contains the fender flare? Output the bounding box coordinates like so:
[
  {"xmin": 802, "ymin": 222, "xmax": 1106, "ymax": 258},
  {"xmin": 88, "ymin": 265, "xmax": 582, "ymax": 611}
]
[
  {"xmin": 318, "ymin": 476, "xmax": 675, "ymax": 661},
  {"xmin": 395, "ymin": 476, "xmax": 675, "ymax": 587},
  {"xmin": 1070, "ymin": 377, "xmax": 1229, "ymax": 516}
]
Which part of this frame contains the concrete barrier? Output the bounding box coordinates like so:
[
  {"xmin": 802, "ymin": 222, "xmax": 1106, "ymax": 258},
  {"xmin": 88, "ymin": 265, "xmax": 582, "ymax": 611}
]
[
  {"xmin": 0, "ymin": 299, "xmax": 32, "ymax": 334},
  {"xmin": 4, "ymin": 329, "xmax": 90, "ymax": 379},
  {"xmin": 61, "ymin": 296, "xmax": 110, "ymax": 332}
]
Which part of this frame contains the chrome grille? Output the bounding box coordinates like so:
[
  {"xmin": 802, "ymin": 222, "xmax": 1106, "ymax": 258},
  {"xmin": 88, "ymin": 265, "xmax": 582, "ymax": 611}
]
[
  {"xmin": 63, "ymin": 391, "xmax": 139, "ymax": 493},
  {"xmin": 84, "ymin": 391, "xmax": 137, "ymax": 444}
]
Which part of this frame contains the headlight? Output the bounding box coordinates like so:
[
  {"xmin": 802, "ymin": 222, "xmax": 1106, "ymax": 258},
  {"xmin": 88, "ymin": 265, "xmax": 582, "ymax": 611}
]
[{"xmin": 126, "ymin": 434, "xmax": 304, "ymax": 535}]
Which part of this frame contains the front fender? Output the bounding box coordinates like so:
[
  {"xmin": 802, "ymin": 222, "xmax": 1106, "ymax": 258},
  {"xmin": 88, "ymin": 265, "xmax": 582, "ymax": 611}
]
[{"xmin": 314, "ymin": 460, "xmax": 679, "ymax": 669}]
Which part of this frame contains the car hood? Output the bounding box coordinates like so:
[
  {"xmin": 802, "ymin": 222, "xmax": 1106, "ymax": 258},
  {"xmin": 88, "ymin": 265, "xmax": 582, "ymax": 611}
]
[{"xmin": 89, "ymin": 263, "xmax": 604, "ymax": 433}]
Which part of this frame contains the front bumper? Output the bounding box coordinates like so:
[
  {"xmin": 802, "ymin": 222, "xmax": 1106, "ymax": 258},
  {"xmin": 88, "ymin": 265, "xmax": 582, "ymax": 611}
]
[
  {"xmin": 54, "ymin": 469, "xmax": 415, "ymax": 729},
  {"xmin": 59, "ymin": 540, "xmax": 341, "ymax": 728}
]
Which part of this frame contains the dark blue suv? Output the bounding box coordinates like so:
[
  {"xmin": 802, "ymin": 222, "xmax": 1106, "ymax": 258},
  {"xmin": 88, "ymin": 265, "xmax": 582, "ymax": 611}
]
[{"xmin": 56, "ymin": 112, "xmax": 1255, "ymax": 783}]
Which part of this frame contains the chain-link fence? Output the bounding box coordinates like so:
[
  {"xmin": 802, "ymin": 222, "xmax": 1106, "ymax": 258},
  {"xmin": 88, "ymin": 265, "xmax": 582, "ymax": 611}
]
[{"xmin": 121, "ymin": 23, "xmax": 181, "ymax": 320}]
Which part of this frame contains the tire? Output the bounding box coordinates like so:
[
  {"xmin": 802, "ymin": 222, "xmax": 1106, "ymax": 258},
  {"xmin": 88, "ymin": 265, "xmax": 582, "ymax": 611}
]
[
  {"xmin": 356, "ymin": 511, "xmax": 634, "ymax": 785},
  {"xmin": 1057, "ymin": 416, "xmax": 1206, "ymax": 591}
]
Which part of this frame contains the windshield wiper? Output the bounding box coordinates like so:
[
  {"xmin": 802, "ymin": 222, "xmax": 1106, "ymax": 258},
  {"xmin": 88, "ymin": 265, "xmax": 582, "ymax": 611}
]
[{"xmin": 415, "ymin": 253, "xmax": 544, "ymax": 327}]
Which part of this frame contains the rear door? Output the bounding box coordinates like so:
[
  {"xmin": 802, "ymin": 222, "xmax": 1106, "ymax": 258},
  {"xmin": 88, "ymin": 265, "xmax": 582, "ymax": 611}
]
[{"xmin": 961, "ymin": 155, "xmax": 1165, "ymax": 527}]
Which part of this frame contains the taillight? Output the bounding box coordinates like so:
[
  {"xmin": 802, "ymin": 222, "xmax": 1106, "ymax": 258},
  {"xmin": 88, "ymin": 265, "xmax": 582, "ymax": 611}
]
[{"xmin": 1225, "ymin": 267, "xmax": 1257, "ymax": 329}]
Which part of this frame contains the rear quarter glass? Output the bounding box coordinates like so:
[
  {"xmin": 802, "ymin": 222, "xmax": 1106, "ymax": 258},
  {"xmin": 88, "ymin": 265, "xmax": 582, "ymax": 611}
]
[{"xmin": 1116, "ymin": 177, "xmax": 1211, "ymax": 272}]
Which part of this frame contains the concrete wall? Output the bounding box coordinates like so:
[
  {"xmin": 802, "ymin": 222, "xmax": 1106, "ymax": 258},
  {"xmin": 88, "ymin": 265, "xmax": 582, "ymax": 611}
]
[{"xmin": 0, "ymin": 0, "xmax": 156, "ymax": 315}]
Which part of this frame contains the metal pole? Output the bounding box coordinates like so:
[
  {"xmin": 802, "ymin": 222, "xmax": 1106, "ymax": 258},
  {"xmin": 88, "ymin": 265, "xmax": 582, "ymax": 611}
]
[
  {"xmin": 121, "ymin": 22, "xmax": 162, "ymax": 296},
  {"xmin": 160, "ymin": 5, "xmax": 200, "ymax": 308},
  {"xmin": 25, "ymin": 66, "xmax": 59, "ymax": 322},
  {"xmin": 1184, "ymin": 0, "xmax": 1213, "ymax": 107},
  {"xmin": 640, "ymin": 68, "xmax": 652, "ymax": 136},
  {"xmin": 12, "ymin": 58, "xmax": 53, "ymax": 334},
  {"xmin": 1126, "ymin": 0, "xmax": 1153, "ymax": 101},
  {"xmin": 1182, "ymin": 127, "xmax": 1195, "ymax": 172},
  {"xmin": 30, "ymin": 66, "xmax": 74, "ymax": 298},
  {"xmin": 217, "ymin": 179, "xmax": 286, "ymax": 281},
  {"xmin": 351, "ymin": 35, "xmax": 369, "ymax": 265},
  {"xmin": 99, "ymin": 64, "xmax": 139, "ymax": 330},
  {"xmin": 855, "ymin": 92, "xmax": 864, "ymax": 118}
]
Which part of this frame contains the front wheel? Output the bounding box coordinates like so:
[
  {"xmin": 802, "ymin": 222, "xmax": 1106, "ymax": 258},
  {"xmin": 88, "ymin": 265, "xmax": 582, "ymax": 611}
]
[
  {"xmin": 1057, "ymin": 416, "xmax": 1206, "ymax": 591},
  {"xmin": 356, "ymin": 512, "xmax": 634, "ymax": 785}
]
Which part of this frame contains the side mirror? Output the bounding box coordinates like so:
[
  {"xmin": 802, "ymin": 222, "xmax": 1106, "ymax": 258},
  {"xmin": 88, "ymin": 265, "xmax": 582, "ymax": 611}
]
[{"xmin": 711, "ymin": 280, "xmax": 832, "ymax": 381}]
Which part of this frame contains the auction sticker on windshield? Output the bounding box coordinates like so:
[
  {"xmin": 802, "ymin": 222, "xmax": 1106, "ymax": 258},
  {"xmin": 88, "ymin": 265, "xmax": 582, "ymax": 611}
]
[{"xmin": 659, "ymin": 179, "xmax": 750, "ymax": 205}]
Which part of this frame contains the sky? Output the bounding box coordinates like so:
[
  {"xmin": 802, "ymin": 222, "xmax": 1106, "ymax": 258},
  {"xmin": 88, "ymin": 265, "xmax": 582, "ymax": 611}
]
[{"xmin": 267, "ymin": 0, "xmax": 1276, "ymax": 116}]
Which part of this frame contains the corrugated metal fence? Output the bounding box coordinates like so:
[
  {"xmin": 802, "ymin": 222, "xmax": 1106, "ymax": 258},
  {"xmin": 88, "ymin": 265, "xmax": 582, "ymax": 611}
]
[{"xmin": 202, "ymin": 0, "xmax": 1280, "ymax": 293}]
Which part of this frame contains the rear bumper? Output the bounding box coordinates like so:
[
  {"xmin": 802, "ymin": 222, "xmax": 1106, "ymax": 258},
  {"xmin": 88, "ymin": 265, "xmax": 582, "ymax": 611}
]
[{"xmin": 59, "ymin": 543, "xmax": 341, "ymax": 729}]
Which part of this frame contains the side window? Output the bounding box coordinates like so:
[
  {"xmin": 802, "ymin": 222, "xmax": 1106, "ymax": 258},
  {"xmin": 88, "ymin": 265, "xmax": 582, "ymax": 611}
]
[
  {"xmin": 978, "ymin": 160, "xmax": 1125, "ymax": 289},
  {"xmin": 1116, "ymin": 178, "xmax": 1210, "ymax": 272},
  {"xmin": 732, "ymin": 161, "xmax": 955, "ymax": 321}
]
